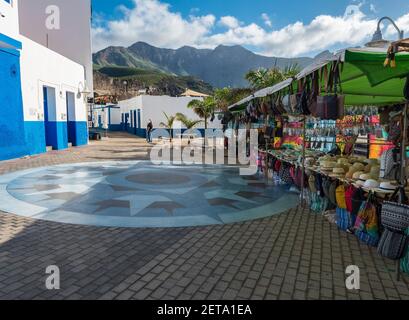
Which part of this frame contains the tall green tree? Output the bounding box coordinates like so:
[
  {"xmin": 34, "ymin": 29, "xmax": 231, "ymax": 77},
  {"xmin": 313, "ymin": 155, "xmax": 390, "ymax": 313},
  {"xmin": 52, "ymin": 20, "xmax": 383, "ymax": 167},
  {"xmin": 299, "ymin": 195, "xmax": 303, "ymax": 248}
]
[
  {"xmin": 187, "ymin": 97, "xmax": 217, "ymax": 129},
  {"xmin": 159, "ymin": 112, "xmax": 177, "ymax": 142},
  {"xmin": 176, "ymin": 113, "xmax": 203, "ymax": 144},
  {"xmin": 245, "ymin": 64, "xmax": 300, "ymax": 90}
]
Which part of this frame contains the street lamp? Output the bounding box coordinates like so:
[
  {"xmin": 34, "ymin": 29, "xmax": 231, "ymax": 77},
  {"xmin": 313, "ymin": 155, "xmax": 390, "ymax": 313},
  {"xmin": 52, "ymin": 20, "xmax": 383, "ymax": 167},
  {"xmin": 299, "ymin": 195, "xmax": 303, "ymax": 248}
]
[{"xmin": 366, "ymin": 16, "xmax": 404, "ymax": 48}]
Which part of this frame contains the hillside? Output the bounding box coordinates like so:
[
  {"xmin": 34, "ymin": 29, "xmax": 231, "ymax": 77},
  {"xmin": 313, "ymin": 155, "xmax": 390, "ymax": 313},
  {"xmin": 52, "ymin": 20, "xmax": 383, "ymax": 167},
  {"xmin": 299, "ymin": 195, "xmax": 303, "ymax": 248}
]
[{"xmin": 93, "ymin": 42, "xmax": 314, "ymax": 88}]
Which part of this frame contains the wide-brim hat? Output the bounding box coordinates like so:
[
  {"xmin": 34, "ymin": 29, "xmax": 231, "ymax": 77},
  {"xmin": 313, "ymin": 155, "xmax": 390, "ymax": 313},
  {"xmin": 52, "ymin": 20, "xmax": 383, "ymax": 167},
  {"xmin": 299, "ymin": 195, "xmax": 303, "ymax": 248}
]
[
  {"xmin": 352, "ymin": 162, "xmax": 365, "ymax": 171},
  {"xmin": 375, "ymin": 181, "xmax": 398, "ymax": 194},
  {"xmin": 351, "ymin": 171, "xmax": 365, "ymax": 181},
  {"xmin": 329, "ymin": 167, "xmax": 345, "ymax": 178},
  {"xmin": 362, "ymin": 179, "xmax": 380, "ymax": 192},
  {"xmin": 354, "ymin": 173, "xmax": 372, "ymax": 187}
]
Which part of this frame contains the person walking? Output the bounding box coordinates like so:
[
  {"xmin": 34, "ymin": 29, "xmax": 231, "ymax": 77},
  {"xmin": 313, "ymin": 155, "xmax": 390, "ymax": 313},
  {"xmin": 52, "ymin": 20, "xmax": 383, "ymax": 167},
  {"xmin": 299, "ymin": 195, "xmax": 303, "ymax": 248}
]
[{"xmin": 147, "ymin": 119, "xmax": 153, "ymax": 143}]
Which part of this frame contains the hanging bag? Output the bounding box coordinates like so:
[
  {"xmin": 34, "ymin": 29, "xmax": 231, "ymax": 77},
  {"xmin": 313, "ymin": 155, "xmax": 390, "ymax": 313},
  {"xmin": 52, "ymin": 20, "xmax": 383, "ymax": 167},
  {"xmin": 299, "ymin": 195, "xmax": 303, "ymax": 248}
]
[
  {"xmin": 316, "ymin": 63, "xmax": 338, "ymax": 120},
  {"xmin": 354, "ymin": 192, "xmax": 380, "ymax": 247}
]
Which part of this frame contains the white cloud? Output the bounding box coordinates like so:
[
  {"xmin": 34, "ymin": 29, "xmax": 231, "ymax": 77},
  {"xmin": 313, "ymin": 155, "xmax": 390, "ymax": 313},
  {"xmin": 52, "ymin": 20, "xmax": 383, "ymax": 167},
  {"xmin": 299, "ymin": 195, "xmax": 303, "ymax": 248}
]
[
  {"xmin": 92, "ymin": 0, "xmax": 216, "ymax": 52},
  {"xmin": 92, "ymin": 0, "xmax": 409, "ymax": 57},
  {"xmin": 369, "ymin": 4, "xmax": 377, "ymax": 13},
  {"xmin": 385, "ymin": 13, "xmax": 409, "ymax": 39},
  {"xmin": 261, "ymin": 13, "xmax": 272, "ymax": 28},
  {"xmin": 219, "ymin": 16, "xmax": 240, "ymax": 29}
]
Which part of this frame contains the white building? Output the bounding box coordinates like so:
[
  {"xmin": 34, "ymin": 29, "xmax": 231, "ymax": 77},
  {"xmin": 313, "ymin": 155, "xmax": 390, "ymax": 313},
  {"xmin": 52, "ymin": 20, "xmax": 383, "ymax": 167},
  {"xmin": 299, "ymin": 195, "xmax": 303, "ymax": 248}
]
[
  {"xmin": 0, "ymin": 0, "xmax": 92, "ymax": 160},
  {"xmin": 116, "ymin": 95, "xmax": 222, "ymax": 137}
]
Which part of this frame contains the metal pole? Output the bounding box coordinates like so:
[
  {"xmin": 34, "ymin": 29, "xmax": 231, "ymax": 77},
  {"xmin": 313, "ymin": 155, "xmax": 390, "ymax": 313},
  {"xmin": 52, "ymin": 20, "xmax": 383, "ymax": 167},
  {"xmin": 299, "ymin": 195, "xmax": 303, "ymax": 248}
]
[
  {"xmin": 300, "ymin": 115, "xmax": 306, "ymax": 207},
  {"xmin": 396, "ymin": 102, "xmax": 408, "ymax": 281}
]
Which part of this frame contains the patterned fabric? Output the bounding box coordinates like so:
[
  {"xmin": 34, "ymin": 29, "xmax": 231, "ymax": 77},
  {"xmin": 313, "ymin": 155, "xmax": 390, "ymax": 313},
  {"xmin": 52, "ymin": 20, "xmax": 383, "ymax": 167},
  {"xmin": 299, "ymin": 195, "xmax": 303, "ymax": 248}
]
[
  {"xmin": 380, "ymin": 148, "xmax": 397, "ymax": 180},
  {"xmin": 377, "ymin": 229, "xmax": 408, "ymax": 260},
  {"xmin": 336, "ymin": 207, "xmax": 352, "ymax": 231},
  {"xmin": 401, "ymin": 228, "xmax": 409, "ymax": 274},
  {"xmin": 381, "ymin": 201, "xmax": 409, "ymax": 232},
  {"xmin": 354, "ymin": 200, "xmax": 379, "ymax": 247},
  {"xmin": 279, "ymin": 163, "xmax": 293, "ymax": 185}
]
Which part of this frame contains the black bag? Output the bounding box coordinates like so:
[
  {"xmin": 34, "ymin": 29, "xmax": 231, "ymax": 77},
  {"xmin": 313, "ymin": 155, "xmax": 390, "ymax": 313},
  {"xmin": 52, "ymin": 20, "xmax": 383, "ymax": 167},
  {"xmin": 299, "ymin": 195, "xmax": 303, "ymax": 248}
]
[
  {"xmin": 381, "ymin": 199, "xmax": 409, "ymax": 233},
  {"xmin": 377, "ymin": 229, "xmax": 408, "ymax": 260}
]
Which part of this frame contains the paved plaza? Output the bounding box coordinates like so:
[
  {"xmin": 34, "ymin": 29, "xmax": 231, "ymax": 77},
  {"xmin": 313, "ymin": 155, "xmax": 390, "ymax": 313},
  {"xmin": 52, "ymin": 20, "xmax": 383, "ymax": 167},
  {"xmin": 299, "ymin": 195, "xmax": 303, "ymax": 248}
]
[{"xmin": 0, "ymin": 132, "xmax": 408, "ymax": 300}]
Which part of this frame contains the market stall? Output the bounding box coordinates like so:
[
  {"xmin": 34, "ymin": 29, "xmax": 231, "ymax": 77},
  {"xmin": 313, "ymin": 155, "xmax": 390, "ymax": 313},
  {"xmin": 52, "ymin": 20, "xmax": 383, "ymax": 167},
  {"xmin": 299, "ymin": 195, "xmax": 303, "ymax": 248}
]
[{"xmin": 226, "ymin": 39, "xmax": 409, "ymax": 278}]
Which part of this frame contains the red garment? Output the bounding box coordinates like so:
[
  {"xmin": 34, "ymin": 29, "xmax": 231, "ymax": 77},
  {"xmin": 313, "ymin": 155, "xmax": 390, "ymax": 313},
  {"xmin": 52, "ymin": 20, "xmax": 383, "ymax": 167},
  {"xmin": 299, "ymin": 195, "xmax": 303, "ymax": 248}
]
[{"xmin": 345, "ymin": 185, "xmax": 356, "ymax": 213}]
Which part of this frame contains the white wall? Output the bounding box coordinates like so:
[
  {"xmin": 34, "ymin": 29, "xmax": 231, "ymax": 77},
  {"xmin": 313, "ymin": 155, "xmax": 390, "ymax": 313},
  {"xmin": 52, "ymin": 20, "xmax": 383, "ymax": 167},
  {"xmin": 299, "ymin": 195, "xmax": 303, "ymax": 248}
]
[
  {"xmin": 20, "ymin": 36, "xmax": 87, "ymax": 123},
  {"xmin": 0, "ymin": 0, "xmax": 19, "ymax": 40},
  {"xmin": 118, "ymin": 95, "xmax": 222, "ymax": 129},
  {"xmin": 18, "ymin": 0, "xmax": 93, "ymax": 91}
]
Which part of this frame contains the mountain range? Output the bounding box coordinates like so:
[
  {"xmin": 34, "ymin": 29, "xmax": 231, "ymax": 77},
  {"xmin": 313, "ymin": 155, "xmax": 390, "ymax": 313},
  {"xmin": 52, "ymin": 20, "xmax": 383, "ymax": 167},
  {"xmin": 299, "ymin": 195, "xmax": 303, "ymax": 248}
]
[{"xmin": 93, "ymin": 42, "xmax": 315, "ymax": 88}]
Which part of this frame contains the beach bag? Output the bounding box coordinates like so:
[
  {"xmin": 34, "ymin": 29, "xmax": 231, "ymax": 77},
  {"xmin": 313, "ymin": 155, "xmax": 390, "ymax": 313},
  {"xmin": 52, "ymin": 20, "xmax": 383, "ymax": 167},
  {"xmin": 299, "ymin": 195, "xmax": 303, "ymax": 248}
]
[
  {"xmin": 377, "ymin": 229, "xmax": 408, "ymax": 260},
  {"xmin": 401, "ymin": 228, "xmax": 409, "ymax": 274},
  {"xmin": 279, "ymin": 163, "xmax": 293, "ymax": 184},
  {"xmin": 345, "ymin": 185, "xmax": 356, "ymax": 213},
  {"xmin": 336, "ymin": 184, "xmax": 347, "ymax": 209},
  {"xmin": 309, "ymin": 175, "xmax": 317, "ymax": 193},
  {"xmin": 274, "ymin": 159, "xmax": 282, "ymax": 173},
  {"xmin": 290, "ymin": 94, "xmax": 300, "ymax": 114},
  {"xmin": 354, "ymin": 194, "xmax": 379, "ymax": 246},
  {"xmin": 316, "ymin": 95, "xmax": 338, "ymax": 120},
  {"xmin": 380, "ymin": 148, "xmax": 398, "ymax": 180},
  {"xmin": 336, "ymin": 207, "xmax": 353, "ymax": 231},
  {"xmin": 329, "ymin": 180, "xmax": 338, "ymax": 207},
  {"xmin": 351, "ymin": 188, "xmax": 366, "ymax": 216},
  {"xmin": 380, "ymin": 190, "xmax": 409, "ymax": 232},
  {"xmin": 282, "ymin": 95, "xmax": 292, "ymax": 114},
  {"xmin": 315, "ymin": 174, "xmax": 325, "ymax": 197}
]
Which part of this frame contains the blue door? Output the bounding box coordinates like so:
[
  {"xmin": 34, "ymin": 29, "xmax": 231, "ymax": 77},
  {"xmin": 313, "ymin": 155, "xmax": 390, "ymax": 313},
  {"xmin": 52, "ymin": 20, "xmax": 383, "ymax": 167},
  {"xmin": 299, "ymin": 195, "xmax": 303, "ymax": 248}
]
[{"xmin": 0, "ymin": 48, "xmax": 28, "ymax": 160}]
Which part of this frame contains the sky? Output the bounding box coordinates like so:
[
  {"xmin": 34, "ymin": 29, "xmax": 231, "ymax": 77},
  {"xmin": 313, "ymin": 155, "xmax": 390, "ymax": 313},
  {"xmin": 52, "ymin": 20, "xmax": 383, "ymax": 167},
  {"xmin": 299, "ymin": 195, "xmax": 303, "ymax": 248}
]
[{"xmin": 91, "ymin": 0, "xmax": 409, "ymax": 57}]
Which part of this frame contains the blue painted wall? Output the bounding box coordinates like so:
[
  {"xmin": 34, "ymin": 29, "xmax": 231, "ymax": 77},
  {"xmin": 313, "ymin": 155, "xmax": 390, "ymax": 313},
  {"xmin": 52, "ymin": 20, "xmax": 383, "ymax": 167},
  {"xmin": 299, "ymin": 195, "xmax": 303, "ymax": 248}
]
[
  {"xmin": 0, "ymin": 47, "xmax": 28, "ymax": 160},
  {"xmin": 45, "ymin": 121, "xmax": 68, "ymax": 150},
  {"xmin": 68, "ymin": 121, "xmax": 88, "ymax": 146},
  {"xmin": 24, "ymin": 121, "xmax": 46, "ymax": 155}
]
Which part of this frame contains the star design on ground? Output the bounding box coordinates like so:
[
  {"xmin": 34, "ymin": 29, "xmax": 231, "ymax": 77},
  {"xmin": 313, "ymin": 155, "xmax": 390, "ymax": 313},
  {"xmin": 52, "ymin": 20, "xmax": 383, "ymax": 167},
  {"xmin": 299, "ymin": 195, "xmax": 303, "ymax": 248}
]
[
  {"xmin": 146, "ymin": 201, "xmax": 185, "ymax": 215},
  {"xmin": 45, "ymin": 192, "xmax": 79, "ymax": 201},
  {"xmin": 94, "ymin": 199, "xmax": 130, "ymax": 213},
  {"xmin": 247, "ymin": 182, "xmax": 268, "ymax": 189},
  {"xmin": 235, "ymin": 191, "xmax": 270, "ymax": 199},
  {"xmin": 109, "ymin": 185, "xmax": 140, "ymax": 192},
  {"xmin": 207, "ymin": 197, "xmax": 240, "ymax": 209}
]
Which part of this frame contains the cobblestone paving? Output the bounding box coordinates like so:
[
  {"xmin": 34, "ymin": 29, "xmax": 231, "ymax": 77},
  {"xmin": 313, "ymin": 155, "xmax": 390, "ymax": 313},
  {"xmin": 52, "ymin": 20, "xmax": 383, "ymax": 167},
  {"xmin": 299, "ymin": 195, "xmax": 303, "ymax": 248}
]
[{"xmin": 0, "ymin": 132, "xmax": 408, "ymax": 300}]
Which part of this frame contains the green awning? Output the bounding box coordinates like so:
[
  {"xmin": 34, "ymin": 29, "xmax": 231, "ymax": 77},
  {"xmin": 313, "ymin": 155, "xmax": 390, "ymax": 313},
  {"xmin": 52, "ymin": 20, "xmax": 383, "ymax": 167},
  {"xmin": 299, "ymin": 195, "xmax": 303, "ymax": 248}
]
[
  {"xmin": 341, "ymin": 49, "xmax": 409, "ymax": 106},
  {"xmin": 228, "ymin": 46, "xmax": 409, "ymax": 112}
]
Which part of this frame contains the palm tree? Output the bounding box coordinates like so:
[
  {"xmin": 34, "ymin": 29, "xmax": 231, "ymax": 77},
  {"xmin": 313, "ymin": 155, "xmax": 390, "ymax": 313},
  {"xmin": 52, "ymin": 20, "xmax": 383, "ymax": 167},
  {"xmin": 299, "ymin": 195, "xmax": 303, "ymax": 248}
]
[
  {"xmin": 159, "ymin": 112, "xmax": 177, "ymax": 142},
  {"xmin": 187, "ymin": 97, "xmax": 216, "ymax": 129},
  {"xmin": 245, "ymin": 64, "xmax": 301, "ymax": 90},
  {"xmin": 176, "ymin": 113, "xmax": 203, "ymax": 144}
]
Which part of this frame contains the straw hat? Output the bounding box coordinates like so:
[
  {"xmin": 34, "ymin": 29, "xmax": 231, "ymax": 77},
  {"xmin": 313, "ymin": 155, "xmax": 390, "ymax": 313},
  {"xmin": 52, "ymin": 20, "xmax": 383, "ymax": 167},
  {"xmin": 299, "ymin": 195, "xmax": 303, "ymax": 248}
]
[
  {"xmin": 329, "ymin": 167, "xmax": 345, "ymax": 178},
  {"xmin": 355, "ymin": 173, "xmax": 372, "ymax": 187},
  {"xmin": 337, "ymin": 158, "xmax": 349, "ymax": 165},
  {"xmin": 345, "ymin": 167, "xmax": 359, "ymax": 179},
  {"xmin": 352, "ymin": 162, "xmax": 365, "ymax": 171},
  {"xmin": 320, "ymin": 161, "xmax": 336, "ymax": 172},
  {"xmin": 375, "ymin": 181, "xmax": 398, "ymax": 194},
  {"xmin": 352, "ymin": 171, "xmax": 364, "ymax": 181},
  {"xmin": 365, "ymin": 159, "xmax": 379, "ymax": 166},
  {"xmin": 362, "ymin": 179, "xmax": 380, "ymax": 192}
]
